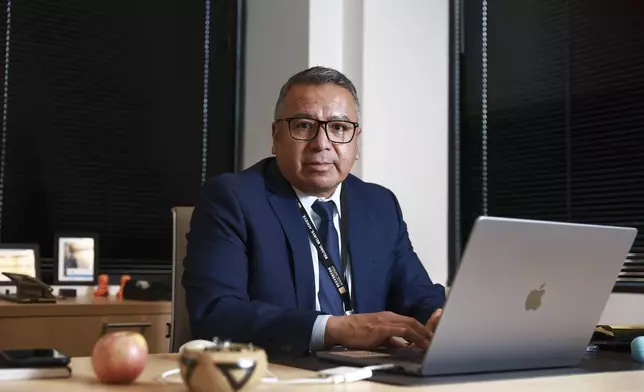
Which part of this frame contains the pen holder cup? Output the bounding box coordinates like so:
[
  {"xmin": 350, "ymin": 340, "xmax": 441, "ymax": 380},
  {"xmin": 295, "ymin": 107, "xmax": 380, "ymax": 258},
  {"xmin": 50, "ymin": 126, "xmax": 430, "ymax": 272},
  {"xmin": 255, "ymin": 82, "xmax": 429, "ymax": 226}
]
[{"xmin": 179, "ymin": 339, "xmax": 268, "ymax": 392}]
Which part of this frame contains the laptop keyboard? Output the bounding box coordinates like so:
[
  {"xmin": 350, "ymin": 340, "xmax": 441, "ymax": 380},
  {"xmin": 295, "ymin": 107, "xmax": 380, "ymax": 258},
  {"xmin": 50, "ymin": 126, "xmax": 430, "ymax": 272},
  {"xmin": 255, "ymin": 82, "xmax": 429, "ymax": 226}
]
[{"xmin": 375, "ymin": 347, "xmax": 426, "ymax": 363}]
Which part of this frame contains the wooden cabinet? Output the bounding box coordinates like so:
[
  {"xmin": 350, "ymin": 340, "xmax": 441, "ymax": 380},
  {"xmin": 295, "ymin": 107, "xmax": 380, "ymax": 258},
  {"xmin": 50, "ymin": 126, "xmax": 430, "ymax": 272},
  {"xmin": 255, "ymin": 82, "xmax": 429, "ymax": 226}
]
[{"xmin": 0, "ymin": 297, "xmax": 171, "ymax": 357}]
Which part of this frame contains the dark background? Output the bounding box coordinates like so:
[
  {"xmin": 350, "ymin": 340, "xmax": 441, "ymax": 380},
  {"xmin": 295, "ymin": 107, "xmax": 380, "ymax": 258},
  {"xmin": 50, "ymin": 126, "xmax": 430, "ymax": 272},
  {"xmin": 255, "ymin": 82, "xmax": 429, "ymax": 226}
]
[
  {"xmin": 0, "ymin": 0, "xmax": 244, "ymax": 284},
  {"xmin": 450, "ymin": 0, "xmax": 644, "ymax": 292}
]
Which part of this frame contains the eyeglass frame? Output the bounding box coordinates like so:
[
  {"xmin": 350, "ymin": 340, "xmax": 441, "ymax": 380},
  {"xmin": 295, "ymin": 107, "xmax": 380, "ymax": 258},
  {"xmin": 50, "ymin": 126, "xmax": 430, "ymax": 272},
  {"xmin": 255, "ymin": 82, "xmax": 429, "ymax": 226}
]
[{"xmin": 274, "ymin": 117, "xmax": 360, "ymax": 144}]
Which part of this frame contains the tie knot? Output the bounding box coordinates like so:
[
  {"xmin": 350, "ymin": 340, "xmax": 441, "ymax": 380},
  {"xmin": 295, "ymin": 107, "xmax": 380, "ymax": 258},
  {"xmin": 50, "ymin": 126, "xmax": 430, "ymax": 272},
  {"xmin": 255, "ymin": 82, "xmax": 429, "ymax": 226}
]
[{"xmin": 312, "ymin": 200, "xmax": 336, "ymax": 221}]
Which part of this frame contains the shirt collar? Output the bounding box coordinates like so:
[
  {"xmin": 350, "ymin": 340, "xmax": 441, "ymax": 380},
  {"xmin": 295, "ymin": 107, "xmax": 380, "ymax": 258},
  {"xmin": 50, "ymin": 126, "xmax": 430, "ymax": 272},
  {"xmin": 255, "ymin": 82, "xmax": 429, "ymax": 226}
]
[{"xmin": 293, "ymin": 182, "xmax": 343, "ymax": 218}]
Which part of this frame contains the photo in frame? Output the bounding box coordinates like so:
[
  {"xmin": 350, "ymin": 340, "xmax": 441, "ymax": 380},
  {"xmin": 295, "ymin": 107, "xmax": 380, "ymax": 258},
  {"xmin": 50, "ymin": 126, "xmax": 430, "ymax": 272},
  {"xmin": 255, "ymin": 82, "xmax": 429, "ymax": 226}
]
[
  {"xmin": 54, "ymin": 233, "xmax": 98, "ymax": 285},
  {"xmin": 0, "ymin": 243, "xmax": 41, "ymax": 285}
]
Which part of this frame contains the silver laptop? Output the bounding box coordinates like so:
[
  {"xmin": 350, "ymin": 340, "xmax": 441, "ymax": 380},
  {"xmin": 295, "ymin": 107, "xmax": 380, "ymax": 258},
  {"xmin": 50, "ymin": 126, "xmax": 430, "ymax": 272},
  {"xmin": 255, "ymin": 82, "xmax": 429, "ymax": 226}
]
[{"xmin": 317, "ymin": 216, "xmax": 637, "ymax": 376}]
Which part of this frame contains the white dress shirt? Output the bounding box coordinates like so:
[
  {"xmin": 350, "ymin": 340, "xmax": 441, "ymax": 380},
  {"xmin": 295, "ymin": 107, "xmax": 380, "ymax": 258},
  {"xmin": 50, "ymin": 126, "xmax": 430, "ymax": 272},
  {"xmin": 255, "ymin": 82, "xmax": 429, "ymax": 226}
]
[{"xmin": 293, "ymin": 183, "xmax": 353, "ymax": 350}]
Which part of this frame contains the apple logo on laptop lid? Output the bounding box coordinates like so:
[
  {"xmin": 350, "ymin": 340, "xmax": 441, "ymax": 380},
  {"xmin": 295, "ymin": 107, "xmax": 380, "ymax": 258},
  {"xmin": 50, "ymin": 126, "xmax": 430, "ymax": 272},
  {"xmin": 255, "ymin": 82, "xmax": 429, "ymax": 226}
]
[{"xmin": 525, "ymin": 283, "xmax": 546, "ymax": 311}]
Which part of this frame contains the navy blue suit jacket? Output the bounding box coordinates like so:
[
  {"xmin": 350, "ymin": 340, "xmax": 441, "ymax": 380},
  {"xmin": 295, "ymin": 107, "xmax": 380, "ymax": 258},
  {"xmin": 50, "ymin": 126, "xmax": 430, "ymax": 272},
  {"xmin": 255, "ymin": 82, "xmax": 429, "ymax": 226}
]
[{"xmin": 182, "ymin": 157, "xmax": 446, "ymax": 355}]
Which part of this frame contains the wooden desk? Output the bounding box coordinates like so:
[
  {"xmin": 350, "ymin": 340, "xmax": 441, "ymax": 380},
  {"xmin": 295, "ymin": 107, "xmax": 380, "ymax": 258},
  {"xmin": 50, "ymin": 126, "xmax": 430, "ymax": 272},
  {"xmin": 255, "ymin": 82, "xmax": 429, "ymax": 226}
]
[
  {"xmin": 3, "ymin": 354, "xmax": 644, "ymax": 391},
  {"xmin": 0, "ymin": 297, "xmax": 171, "ymax": 356}
]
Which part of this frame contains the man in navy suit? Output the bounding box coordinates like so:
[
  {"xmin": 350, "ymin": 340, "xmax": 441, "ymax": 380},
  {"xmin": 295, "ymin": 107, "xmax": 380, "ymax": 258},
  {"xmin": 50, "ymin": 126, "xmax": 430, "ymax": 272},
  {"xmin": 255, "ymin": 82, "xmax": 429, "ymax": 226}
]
[{"xmin": 183, "ymin": 66, "xmax": 446, "ymax": 356}]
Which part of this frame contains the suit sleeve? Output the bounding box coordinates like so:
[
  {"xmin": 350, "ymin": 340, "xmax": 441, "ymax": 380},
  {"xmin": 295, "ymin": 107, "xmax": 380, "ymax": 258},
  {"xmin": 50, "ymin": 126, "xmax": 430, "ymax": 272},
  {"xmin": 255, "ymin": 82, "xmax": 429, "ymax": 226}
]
[
  {"xmin": 182, "ymin": 176, "xmax": 321, "ymax": 355},
  {"xmin": 385, "ymin": 191, "xmax": 447, "ymax": 324}
]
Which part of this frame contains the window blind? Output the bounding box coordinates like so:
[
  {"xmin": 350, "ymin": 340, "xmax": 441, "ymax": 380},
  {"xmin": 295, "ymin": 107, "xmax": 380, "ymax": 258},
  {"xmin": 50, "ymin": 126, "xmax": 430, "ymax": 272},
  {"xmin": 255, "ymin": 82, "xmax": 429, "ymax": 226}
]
[
  {"xmin": 0, "ymin": 0, "xmax": 243, "ymax": 282},
  {"xmin": 455, "ymin": 0, "xmax": 644, "ymax": 292}
]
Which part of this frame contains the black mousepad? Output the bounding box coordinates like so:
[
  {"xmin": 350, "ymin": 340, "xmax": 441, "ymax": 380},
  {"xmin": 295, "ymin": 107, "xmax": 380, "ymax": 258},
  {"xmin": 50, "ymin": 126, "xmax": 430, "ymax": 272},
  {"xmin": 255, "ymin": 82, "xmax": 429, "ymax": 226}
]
[{"xmin": 270, "ymin": 351, "xmax": 642, "ymax": 386}]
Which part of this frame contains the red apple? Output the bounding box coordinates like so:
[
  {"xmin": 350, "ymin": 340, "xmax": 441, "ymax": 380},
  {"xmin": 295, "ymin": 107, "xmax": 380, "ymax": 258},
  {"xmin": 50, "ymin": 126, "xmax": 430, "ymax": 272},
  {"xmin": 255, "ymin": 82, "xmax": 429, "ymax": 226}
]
[{"xmin": 91, "ymin": 331, "xmax": 149, "ymax": 384}]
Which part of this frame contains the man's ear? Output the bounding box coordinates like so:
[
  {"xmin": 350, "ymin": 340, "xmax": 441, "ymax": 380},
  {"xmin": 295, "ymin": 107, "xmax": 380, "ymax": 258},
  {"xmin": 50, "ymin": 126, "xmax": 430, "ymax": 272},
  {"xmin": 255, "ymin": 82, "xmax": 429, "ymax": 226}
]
[
  {"xmin": 271, "ymin": 122, "xmax": 278, "ymax": 155},
  {"xmin": 355, "ymin": 127, "xmax": 362, "ymax": 159}
]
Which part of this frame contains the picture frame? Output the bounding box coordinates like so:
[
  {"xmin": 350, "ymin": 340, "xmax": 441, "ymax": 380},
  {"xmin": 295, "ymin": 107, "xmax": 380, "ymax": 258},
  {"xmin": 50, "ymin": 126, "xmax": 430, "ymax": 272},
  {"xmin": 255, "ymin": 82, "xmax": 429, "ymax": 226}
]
[
  {"xmin": 53, "ymin": 233, "xmax": 99, "ymax": 285},
  {"xmin": 0, "ymin": 243, "xmax": 41, "ymax": 285}
]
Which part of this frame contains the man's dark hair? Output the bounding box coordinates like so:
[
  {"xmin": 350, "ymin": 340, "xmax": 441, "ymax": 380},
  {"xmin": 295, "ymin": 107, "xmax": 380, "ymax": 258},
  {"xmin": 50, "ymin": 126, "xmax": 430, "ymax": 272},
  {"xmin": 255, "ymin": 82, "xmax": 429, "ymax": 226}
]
[{"xmin": 274, "ymin": 66, "xmax": 360, "ymax": 121}]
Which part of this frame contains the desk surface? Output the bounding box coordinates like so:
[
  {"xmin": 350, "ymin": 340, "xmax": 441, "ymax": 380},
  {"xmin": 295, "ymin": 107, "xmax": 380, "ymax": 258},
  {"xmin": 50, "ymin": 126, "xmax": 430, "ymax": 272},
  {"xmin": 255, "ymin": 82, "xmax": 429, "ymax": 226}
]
[
  {"xmin": 3, "ymin": 354, "xmax": 644, "ymax": 391},
  {"xmin": 0, "ymin": 297, "xmax": 171, "ymax": 317}
]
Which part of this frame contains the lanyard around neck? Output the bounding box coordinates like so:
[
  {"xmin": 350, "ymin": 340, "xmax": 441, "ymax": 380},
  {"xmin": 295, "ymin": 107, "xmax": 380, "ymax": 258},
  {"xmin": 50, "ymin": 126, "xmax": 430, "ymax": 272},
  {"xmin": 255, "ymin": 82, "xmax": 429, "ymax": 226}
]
[{"xmin": 295, "ymin": 188, "xmax": 353, "ymax": 315}]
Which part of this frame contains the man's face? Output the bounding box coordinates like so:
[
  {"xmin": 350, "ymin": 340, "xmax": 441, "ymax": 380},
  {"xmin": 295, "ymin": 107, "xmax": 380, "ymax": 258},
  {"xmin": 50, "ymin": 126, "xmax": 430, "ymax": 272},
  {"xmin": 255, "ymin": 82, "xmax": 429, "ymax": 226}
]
[{"xmin": 272, "ymin": 84, "xmax": 361, "ymax": 197}]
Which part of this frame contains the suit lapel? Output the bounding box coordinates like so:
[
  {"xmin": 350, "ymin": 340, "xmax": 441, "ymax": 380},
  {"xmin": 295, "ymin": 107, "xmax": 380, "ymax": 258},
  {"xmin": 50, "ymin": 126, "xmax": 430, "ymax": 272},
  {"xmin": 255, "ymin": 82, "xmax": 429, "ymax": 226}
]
[
  {"xmin": 265, "ymin": 160, "xmax": 316, "ymax": 310},
  {"xmin": 344, "ymin": 179, "xmax": 375, "ymax": 313}
]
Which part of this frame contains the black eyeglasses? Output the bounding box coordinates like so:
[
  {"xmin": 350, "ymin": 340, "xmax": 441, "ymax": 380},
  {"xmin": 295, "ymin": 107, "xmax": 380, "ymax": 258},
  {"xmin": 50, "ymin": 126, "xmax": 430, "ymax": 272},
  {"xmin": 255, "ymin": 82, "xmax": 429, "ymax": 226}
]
[{"xmin": 276, "ymin": 117, "xmax": 359, "ymax": 144}]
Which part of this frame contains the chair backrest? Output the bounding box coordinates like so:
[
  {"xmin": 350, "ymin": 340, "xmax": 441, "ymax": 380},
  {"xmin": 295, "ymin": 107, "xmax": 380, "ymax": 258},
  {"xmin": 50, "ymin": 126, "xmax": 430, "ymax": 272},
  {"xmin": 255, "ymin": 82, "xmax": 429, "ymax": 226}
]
[{"xmin": 170, "ymin": 206, "xmax": 195, "ymax": 352}]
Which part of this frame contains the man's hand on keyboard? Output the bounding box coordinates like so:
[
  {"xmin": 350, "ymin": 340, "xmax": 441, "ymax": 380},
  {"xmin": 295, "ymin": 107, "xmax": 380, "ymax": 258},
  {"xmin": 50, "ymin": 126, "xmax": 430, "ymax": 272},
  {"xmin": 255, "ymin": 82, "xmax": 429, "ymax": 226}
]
[{"xmin": 325, "ymin": 311, "xmax": 431, "ymax": 351}]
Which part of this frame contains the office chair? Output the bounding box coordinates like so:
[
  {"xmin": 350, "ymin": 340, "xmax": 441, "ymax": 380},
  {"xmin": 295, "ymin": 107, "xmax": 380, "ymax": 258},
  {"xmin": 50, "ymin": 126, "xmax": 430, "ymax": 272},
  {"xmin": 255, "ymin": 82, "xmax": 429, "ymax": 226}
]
[{"xmin": 170, "ymin": 206, "xmax": 195, "ymax": 352}]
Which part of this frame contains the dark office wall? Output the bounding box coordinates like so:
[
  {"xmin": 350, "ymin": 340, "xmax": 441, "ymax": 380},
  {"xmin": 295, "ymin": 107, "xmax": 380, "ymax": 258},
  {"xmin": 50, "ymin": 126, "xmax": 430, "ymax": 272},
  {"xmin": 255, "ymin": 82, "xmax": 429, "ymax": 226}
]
[
  {"xmin": 452, "ymin": 0, "xmax": 644, "ymax": 291},
  {"xmin": 0, "ymin": 0, "xmax": 243, "ymax": 283}
]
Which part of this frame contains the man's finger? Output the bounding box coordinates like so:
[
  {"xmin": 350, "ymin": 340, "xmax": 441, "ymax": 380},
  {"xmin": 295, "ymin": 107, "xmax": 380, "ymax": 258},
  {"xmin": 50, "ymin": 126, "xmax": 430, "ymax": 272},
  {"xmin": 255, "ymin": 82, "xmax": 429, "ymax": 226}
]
[
  {"xmin": 384, "ymin": 336, "xmax": 410, "ymax": 349},
  {"xmin": 381, "ymin": 325, "xmax": 429, "ymax": 350},
  {"xmin": 382, "ymin": 313, "xmax": 431, "ymax": 340},
  {"xmin": 426, "ymin": 309, "xmax": 443, "ymax": 332}
]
